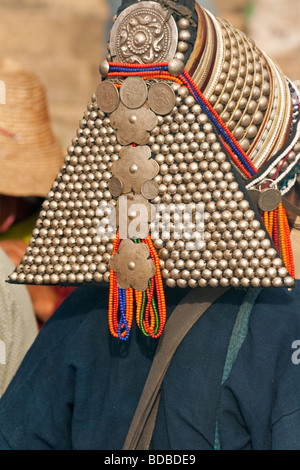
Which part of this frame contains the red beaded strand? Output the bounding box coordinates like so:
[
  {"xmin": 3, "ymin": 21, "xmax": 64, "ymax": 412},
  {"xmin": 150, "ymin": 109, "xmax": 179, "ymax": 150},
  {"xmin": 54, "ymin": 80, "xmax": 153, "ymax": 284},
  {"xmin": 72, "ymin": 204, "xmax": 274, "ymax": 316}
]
[
  {"xmin": 282, "ymin": 206, "xmax": 295, "ymax": 278},
  {"xmin": 108, "ymin": 232, "xmax": 121, "ymax": 338},
  {"xmin": 273, "ymin": 208, "xmax": 279, "ymax": 251},
  {"xmin": 145, "ymin": 235, "xmax": 167, "ymax": 338}
]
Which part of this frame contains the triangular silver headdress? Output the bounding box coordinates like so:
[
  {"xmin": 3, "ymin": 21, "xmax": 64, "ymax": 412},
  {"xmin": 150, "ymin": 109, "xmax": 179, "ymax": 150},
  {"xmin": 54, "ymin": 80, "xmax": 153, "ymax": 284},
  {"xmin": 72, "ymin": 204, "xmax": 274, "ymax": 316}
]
[{"xmin": 9, "ymin": 1, "xmax": 299, "ymax": 339}]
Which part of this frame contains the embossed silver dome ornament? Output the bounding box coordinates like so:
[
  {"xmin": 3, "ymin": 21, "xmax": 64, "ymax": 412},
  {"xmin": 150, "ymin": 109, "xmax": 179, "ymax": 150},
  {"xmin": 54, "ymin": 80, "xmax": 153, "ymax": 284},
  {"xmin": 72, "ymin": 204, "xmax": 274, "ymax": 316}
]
[
  {"xmin": 8, "ymin": 0, "xmax": 300, "ymax": 342},
  {"xmin": 109, "ymin": 1, "xmax": 178, "ymax": 64}
]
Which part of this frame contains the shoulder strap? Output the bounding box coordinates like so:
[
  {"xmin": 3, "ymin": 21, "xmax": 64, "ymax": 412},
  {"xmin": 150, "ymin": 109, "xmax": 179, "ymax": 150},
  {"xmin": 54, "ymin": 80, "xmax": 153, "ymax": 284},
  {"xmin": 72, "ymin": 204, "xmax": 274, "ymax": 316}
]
[{"xmin": 123, "ymin": 287, "xmax": 229, "ymax": 450}]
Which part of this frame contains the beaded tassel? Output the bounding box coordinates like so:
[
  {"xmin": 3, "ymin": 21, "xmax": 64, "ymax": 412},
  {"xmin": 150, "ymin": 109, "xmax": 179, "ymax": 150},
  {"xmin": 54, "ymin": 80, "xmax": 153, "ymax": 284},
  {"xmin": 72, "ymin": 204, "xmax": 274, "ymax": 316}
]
[
  {"xmin": 279, "ymin": 203, "xmax": 295, "ymax": 278},
  {"xmin": 141, "ymin": 235, "xmax": 167, "ymax": 338},
  {"xmin": 108, "ymin": 232, "xmax": 121, "ymax": 339},
  {"xmin": 262, "ymin": 205, "xmax": 295, "ymax": 278},
  {"xmin": 108, "ymin": 233, "xmax": 166, "ymax": 341}
]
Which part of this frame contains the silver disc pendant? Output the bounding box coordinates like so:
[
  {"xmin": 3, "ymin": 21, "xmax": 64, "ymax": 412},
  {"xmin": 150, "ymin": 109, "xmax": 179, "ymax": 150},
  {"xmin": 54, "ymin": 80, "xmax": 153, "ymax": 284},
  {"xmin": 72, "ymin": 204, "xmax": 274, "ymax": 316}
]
[
  {"xmin": 258, "ymin": 188, "xmax": 282, "ymax": 212},
  {"xmin": 120, "ymin": 77, "xmax": 148, "ymax": 109},
  {"xmin": 109, "ymin": 1, "xmax": 178, "ymax": 64},
  {"xmin": 148, "ymin": 82, "xmax": 176, "ymax": 116},
  {"xmin": 96, "ymin": 81, "xmax": 119, "ymax": 114}
]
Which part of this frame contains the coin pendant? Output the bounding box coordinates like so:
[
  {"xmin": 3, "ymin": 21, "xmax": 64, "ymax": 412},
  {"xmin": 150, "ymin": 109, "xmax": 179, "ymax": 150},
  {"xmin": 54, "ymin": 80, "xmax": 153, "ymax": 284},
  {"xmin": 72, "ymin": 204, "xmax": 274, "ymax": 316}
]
[
  {"xmin": 258, "ymin": 188, "xmax": 282, "ymax": 212},
  {"xmin": 141, "ymin": 180, "xmax": 160, "ymax": 200},
  {"xmin": 120, "ymin": 77, "xmax": 148, "ymax": 109},
  {"xmin": 109, "ymin": 177, "xmax": 124, "ymax": 197},
  {"xmin": 148, "ymin": 82, "xmax": 176, "ymax": 115},
  {"xmin": 96, "ymin": 81, "xmax": 119, "ymax": 114}
]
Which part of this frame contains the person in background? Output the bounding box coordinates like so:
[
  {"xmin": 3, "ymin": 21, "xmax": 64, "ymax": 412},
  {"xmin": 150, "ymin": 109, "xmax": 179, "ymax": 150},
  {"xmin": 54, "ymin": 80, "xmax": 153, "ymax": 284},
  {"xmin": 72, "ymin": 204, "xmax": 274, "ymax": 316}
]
[
  {"xmin": 0, "ymin": 247, "xmax": 38, "ymax": 397},
  {"xmin": 0, "ymin": 59, "xmax": 72, "ymax": 324}
]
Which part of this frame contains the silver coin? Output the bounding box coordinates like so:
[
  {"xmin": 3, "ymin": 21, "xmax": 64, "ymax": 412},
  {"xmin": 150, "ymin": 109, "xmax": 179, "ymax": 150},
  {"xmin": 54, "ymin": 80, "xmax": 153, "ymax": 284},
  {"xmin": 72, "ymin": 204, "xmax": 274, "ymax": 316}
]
[
  {"xmin": 109, "ymin": 177, "xmax": 124, "ymax": 197},
  {"xmin": 120, "ymin": 77, "xmax": 148, "ymax": 109},
  {"xmin": 141, "ymin": 180, "xmax": 160, "ymax": 200},
  {"xmin": 96, "ymin": 81, "xmax": 119, "ymax": 114},
  {"xmin": 148, "ymin": 82, "xmax": 176, "ymax": 115},
  {"xmin": 258, "ymin": 188, "xmax": 282, "ymax": 212}
]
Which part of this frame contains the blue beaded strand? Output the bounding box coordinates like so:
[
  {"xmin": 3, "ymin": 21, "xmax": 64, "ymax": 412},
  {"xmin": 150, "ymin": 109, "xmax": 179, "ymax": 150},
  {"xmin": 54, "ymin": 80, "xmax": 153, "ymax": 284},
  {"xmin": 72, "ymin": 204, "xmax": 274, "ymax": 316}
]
[
  {"xmin": 118, "ymin": 288, "xmax": 130, "ymax": 341},
  {"xmin": 109, "ymin": 65, "xmax": 167, "ymax": 74},
  {"xmin": 181, "ymin": 74, "xmax": 256, "ymax": 176}
]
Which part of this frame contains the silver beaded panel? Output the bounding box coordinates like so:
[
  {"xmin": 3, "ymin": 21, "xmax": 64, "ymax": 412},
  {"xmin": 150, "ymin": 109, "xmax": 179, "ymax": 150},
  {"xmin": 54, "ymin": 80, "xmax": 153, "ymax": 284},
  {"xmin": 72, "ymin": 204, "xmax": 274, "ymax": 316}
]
[
  {"xmin": 10, "ymin": 101, "xmax": 118, "ymax": 287},
  {"xmin": 207, "ymin": 19, "xmax": 271, "ymax": 156},
  {"xmin": 148, "ymin": 83, "xmax": 294, "ymax": 289},
  {"xmin": 203, "ymin": 16, "xmax": 291, "ymax": 174},
  {"xmin": 9, "ymin": 81, "xmax": 295, "ymax": 289}
]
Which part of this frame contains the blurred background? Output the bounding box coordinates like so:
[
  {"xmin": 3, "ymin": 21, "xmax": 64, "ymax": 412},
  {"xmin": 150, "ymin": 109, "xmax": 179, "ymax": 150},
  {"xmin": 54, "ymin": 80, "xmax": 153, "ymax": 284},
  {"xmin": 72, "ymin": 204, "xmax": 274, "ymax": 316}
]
[{"xmin": 0, "ymin": 0, "xmax": 299, "ymax": 153}]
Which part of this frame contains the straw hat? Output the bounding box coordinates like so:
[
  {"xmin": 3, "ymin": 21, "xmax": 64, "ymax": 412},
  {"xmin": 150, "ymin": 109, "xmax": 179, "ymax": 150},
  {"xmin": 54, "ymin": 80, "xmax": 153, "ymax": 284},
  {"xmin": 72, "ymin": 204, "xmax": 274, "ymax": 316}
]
[{"xmin": 0, "ymin": 59, "xmax": 64, "ymax": 198}]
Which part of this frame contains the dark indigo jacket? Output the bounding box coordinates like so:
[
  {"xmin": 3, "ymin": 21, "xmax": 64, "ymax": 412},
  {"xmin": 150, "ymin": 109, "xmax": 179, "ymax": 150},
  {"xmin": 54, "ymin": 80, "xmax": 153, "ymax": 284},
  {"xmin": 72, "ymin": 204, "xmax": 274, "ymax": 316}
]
[{"xmin": 0, "ymin": 282, "xmax": 299, "ymax": 450}]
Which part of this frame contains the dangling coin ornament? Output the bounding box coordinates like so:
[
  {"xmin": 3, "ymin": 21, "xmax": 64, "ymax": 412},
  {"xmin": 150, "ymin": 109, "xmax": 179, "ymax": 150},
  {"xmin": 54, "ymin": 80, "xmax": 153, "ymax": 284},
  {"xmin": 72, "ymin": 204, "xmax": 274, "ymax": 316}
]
[
  {"xmin": 120, "ymin": 77, "xmax": 148, "ymax": 109},
  {"xmin": 141, "ymin": 180, "xmax": 160, "ymax": 200},
  {"xmin": 96, "ymin": 81, "xmax": 119, "ymax": 114},
  {"xmin": 258, "ymin": 185, "xmax": 283, "ymax": 212},
  {"xmin": 109, "ymin": 177, "xmax": 124, "ymax": 198},
  {"xmin": 148, "ymin": 82, "xmax": 176, "ymax": 115}
]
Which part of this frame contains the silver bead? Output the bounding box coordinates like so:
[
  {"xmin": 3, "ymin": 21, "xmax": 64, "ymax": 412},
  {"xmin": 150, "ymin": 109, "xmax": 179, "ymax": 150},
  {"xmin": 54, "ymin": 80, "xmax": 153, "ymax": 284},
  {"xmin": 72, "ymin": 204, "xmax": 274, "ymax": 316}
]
[
  {"xmin": 272, "ymin": 257, "xmax": 283, "ymax": 268},
  {"xmin": 251, "ymin": 277, "xmax": 261, "ymax": 288},
  {"xmin": 247, "ymin": 125, "xmax": 258, "ymax": 139},
  {"xmin": 99, "ymin": 60, "xmax": 109, "ymax": 77},
  {"xmin": 230, "ymin": 277, "xmax": 240, "ymax": 287},
  {"xmin": 284, "ymin": 277, "xmax": 295, "ymax": 287},
  {"xmin": 219, "ymin": 278, "xmax": 229, "ymax": 287},
  {"xmin": 262, "ymin": 278, "xmax": 271, "ymax": 288},
  {"xmin": 277, "ymin": 266, "xmax": 288, "ymax": 279},
  {"xmin": 168, "ymin": 58, "xmax": 185, "ymax": 76},
  {"xmin": 178, "ymin": 18, "xmax": 190, "ymax": 29},
  {"xmin": 255, "ymin": 248, "xmax": 265, "ymax": 259},
  {"xmin": 223, "ymin": 268, "xmax": 233, "ymax": 279},
  {"xmin": 260, "ymin": 239, "xmax": 271, "ymax": 250},
  {"xmin": 259, "ymin": 96, "xmax": 268, "ymax": 111},
  {"xmin": 253, "ymin": 111, "xmax": 264, "ymax": 125},
  {"xmin": 190, "ymin": 268, "xmax": 200, "ymax": 281},
  {"xmin": 197, "ymin": 278, "xmax": 207, "ymax": 287},
  {"xmin": 188, "ymin": 279, "xmax": 198, "ymax": 289},
  {"xmin": 178, "ymin": 41, "xmax": 189, "ymax": 53},
  {"xmin": 166, "ymin": 278, "xmax": 176, "ymax": 288},
  {"xmin": 256, "ymin": 267, "xmax": 266, "ymax": 279},
  {"xmin": 266, "ymin": 267, "xmax": 277, "ymax": 279},
  {"xmin": 178, "ymin": 86, "xmax": 189, "ymax": 98},
  {"xmin": 174, "ymin": 51, "xmax": 186, "ymax": 62},
  {"xmin": 234, "ymin": 127, "xmax": 244, "ymax": 140},
  {"xmin": 272, "ymin": 277, "xmax": 283, "ymax": 287},
  {"xmin": 260, "ymin": 257, "xmax": 271, "ymax": 269},
  {"xmin": 177, "ymin": 279, "xmax": 188, "ymax": 288},
  {"xmin": 179, "ymin": 29, "xmax": 191, "ymax": 42}
]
